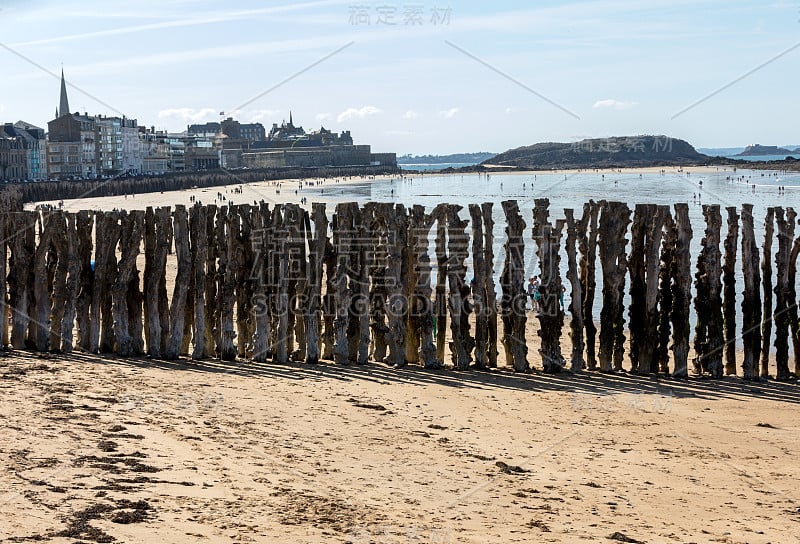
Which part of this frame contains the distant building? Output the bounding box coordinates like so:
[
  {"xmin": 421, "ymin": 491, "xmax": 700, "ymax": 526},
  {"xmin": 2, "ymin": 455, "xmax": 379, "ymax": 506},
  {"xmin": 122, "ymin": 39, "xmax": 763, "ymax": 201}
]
[
  {"xmin": 47, "ymin": 70, "xmax": 142, "ymax": 179},
  {"xmin": 243, "ymin": 113, "xmax": 395, "ymax": 168},
  {"xmin": 0, "ymin": 125, "xmax": 30, "ymax": 181}
]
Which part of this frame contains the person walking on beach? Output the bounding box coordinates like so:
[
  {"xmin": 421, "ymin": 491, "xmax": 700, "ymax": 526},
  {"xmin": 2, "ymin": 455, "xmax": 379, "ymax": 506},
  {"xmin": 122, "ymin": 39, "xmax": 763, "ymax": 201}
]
[{"xmin": 527, "ymin": 276, "xmax": 540, "ymax": 312}]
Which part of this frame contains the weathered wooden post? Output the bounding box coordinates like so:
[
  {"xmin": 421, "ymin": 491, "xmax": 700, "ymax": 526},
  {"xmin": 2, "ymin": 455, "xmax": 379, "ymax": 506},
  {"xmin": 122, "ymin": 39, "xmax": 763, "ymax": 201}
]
[
  {"xmin": 564, "ymin": 208, "xmax": 585, "ymax": 372},
  {"xmin": 628, "ymin": 204, "xmax": 649, "ymax": 372},
  {"xmin": 190, "ymin": 204, "xmax": 208, "ymax": 359},
  {"xmin": 500, "ymin": 200, "xmax": 528, "ymax": 372},
  {"xmin": 60, "ymin": 214, "xmax": 82, "ymax": 353},
  {"xmin": 740, "ymin": 203, "xmax": 761, "ymax": 379},
  {"xmin": 352, "ymin": 205, "xmax": 370, "ymax": 365},
  {"xmin": 0, "ymin": 213, "xmax": 7, "ymax": 348},
  {"xmin": 91, "ymin": 212, "xmax": 121, "ymax": 354},
  {"xmin": 206, "ymin": 205, "xmax": 221, "ymax": 357},
  {"xmin": 365, "ymin": 203, "xmax": 389, "ymax": 363},
  {"xmin": 482, "ymin": 203, "xmax": 498, "ymax": 368},
  {"xmin": 639, "ymin": 206, "xmax": 668, "ymax": 374},
  {"xmin": 219, "ymin": 206, "xmax": 240, "ymax": 361},
  {"xmin": 447, "ymin": 205, "xmax": 472, "ymax": 370},
  {"xmin": 47, "ymin": 212, "xmax": 68, "ymax": 352},
  {"xmin": 144, "ymin": 207, "xmax": 171, "ymax": 358},
  {"xmin": 598, "ymin": 201, "xmax": 631, "ymax": 372},
  {"xmin": 722, "ymin": 207, "xmax": 739, "ymax": 375},
  {"xmin": 236, "ymin": 204, "xmax": 255, "ymax": 360},
  {"xmin": 434, "ymin": 205, "xmax": 449, "ymax": 365},
  {"xmin": 578, "ymin": 200, "xmax": 599, "ymax": 370},
  {"xmin": 33, "ymin": 212, "xmax": 56, "ymax": 351},
  {"xmin": 657, "ymin": 211, "xmax": 676, "ymax": 374},
  {"xmin": 164, "ymin": 205, "xmax": 191, "ymax": 359},
  {"xmin": 693, "ymin": 204, "xmax": 724, "ymax": 378},
  {"xmin": 773, "ymin": 207, "xmax": 792, "ymax": 380},
  {"xmin": 8, "ymin": 211, "xmax": 36, "ymax": 349},
  {"xmin": 760, "ymin": 207, "xmax": 775, "ymax": 378},
  {"xmin": 112, "ymin": 210, "xmax": 144, "ymax": 357},
  {"xmin": 469, "ymin": 204, "xmax": 488, "ymax": 369},
  {"xmin": 305, "ymin": 203, "xmax": 327, "ymax": 364},
  {"xmin": 321, "ymin": 228, "xmax": 336, "ymax": 361},
  {"xmin": 75, "ymin": 211, "xmax": 93, "ymax": 351},
  {"xmin": 332, "ymin": 202, "xmax": 355, "ymax": 365},
  {"xmin": 532, "ymin": 199, "xmax": 565, "ymax": 373},
  {"xmin": 411, "ymin": 205, "xmax": 438, "ymax": 368},
  {"xmin": 788, "ymin": 210, "xmax": 800, "ymax": 377},
  {"xmin": 385, "ymin": 204, "xmax": 409, "ymax": 367}
]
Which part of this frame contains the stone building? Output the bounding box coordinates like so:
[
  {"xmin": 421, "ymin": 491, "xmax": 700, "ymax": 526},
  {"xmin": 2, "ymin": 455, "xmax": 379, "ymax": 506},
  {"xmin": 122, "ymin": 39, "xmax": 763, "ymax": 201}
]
[{"xmin": 0, "ymin": 126, "xmax": 29, "ymax": 181}]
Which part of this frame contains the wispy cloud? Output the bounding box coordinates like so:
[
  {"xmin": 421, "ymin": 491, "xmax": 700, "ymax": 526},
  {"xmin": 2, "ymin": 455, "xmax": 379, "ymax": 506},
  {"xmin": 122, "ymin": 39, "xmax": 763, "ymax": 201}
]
[
  {"xmin": 249, "ymin": 109, "xmax": 282, "ymax": 123},
  {"xmin": 157, "ymin": 107, "xmax": 218, "ymax": 124},
  {"xmin": 593, "ymin": 99, "xmax": 638, "ymax": 110},
  {"xmin": 403, "ymin": 110, "xmax": 419, "ymax": 120},
  {"xmin": 439, "ymin": 107, "xmax": 460, "ymax": 119},
  {"xmin": 10, "ymin": 0, "xmax": 349, "ymax": 47},
  {"xmin": 315, "ymin": 112, "xmax": 333, "ymax": 123},
  {"xmin": 337, "ymin": 105, "xmax": 382, "ymax": 122}
]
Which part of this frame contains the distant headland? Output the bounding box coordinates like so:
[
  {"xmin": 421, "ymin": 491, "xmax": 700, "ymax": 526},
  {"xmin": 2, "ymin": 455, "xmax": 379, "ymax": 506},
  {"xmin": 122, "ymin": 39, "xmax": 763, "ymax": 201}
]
[
  {"xmin": 481, "ymin": 135, "xmax": 708, "ymax": 170},
  {"xmin": 735, "ymin": 144, "xmax": 798, "ymax": 156}
]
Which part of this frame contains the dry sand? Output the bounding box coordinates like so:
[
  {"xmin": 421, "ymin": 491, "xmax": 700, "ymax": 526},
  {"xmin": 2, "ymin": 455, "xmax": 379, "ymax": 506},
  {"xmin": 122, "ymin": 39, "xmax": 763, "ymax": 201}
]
[{"xmin": 1, "ymin": 330, "xmax": 799, "ymax": 543}]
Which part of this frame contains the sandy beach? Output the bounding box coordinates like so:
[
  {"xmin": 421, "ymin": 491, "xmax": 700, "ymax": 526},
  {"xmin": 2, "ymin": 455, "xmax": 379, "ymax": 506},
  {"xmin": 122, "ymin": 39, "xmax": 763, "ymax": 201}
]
[
  {"xmin": 6, "ymin": 166, "xmax": 799, "ymax": 543},
  {"xmin": 1, "ymin": 343, "xmax": 798, "ymax": 543}
]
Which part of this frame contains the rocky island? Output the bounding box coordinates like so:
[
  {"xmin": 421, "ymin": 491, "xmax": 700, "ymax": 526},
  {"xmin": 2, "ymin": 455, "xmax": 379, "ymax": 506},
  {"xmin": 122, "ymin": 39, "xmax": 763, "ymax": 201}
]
[
  {"xmin": 735, "ymin": 144, "xmax": 796, "ymax": 156},
  {"xmin": 481, "ymin": 135, "xmax": 709, "ymax": 170}
]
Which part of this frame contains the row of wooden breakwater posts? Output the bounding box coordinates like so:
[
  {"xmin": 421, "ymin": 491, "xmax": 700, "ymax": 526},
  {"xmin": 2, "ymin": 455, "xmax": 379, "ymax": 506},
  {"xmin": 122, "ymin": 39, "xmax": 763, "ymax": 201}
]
[{"xmin": 0, "ymin": 198, "xmax": 798, "ymax": 381}]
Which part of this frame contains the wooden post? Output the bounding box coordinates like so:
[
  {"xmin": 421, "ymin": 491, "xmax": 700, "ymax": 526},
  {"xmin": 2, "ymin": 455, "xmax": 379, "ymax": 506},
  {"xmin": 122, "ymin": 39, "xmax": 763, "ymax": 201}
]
[
  {"xmin": 75, "ymin": 211, "xmax": 93, "ymax": 351},
  {"xmin": 598, "ymin": 201, "xmax": 631, "ymax": 372},
  {"xmin": 447, "ymin": 205, "xmax": 471, "ymax": 370},
  {"xmin": 722, "ymin": 207, "xmax": 739, "ymax": 375},
  {"xmin": 532, "ymin": 199, "xmax": 565, "ymax": 373},
  {"xmin": 0, "ymin": 213, "xmax": 7, "ymax": 348},
  {"xmin": 627, "ymin": 204, "xmax": 649, "ymax": 372},
  {"xmin": 564, "ymin": 209, "xmax": 584, "ymax": 372},
  {"xmin": 482, "ymin": 203, "xmax": 498, "ymax": 368},
  {"xmin": 60, "ymin": 213, "xmax": 81, "ymax": 353},
  {"xmin": 786, "ymin": 208, "xmax": 800, "ymax": 376},
  {"xmin": 500, "ymin": 200, "xmax": 528, "ymax": 372},
  {"xmin": 48, "ymin": 212, "xmax": 68, "ymax": 352},
  {"xmin": 91, "ymin": 212, "xmax": 120, "ymax": 354},
  {"xmin": 332, "ymin": 202, "xmax": 355, "ymax": 365},
  {"xmin": 205, "ymin": 205, "xmax": 220, "ymax": 357},
  {"xmin": 163, "ymin": 205, "xmax": 191, "ymax": 359},
  {"xmin": 640, "ymin": 205, "xmax": 667, "ymax": 374},
  {"xmin": 693, "ymin": 204, "xmax": 724, "ymax": 378},
  {"xmin": 434, "ymin": 206, "xmax": 449, "ymax": 365},
  {"xmin": 190, "ymin": 204, "xmax": 208, "ymax": 359},
  {"xmin": 144, "ymin": 207, "xmax": 171, "ymax": 358},
  {"xmin": 385, "ymin": 204, "xmax": 408, "ymax": 367},
  {"xmin": 33, "ymin": 211, "xmax": 54, "ymax": 351},
  {"xmin": 657, "ymin": 210, "xmax": 676, "ymax": 374},
  {"xmin": 220, "ymin": 206, "xmax": 239, "ymax": 361},
  {"xmin": 9, "ymin": 211, "xmax": 35, "ymax": 349},
  {"xmin": 306, "ymin": 203, "xmax": 327, "ymax": 364},
  {"xmin": 365, "ymin": 203, "xmax": 389, "ymax": 363},
  {"xmin": 272, "ymin": 205, "xmax": 290, "ymax": 364},
  {"xmin": 235, "ymin": 205, "xmax": 255, "ymax": 359},
  {"xmin": 112, "ymin": 210, "xmax": 144, "ymax": 357},
  {"xmin": 579, "ymin": 201, "xmax": 599, "ymax": 370},
  {"xmin": 740, "ymin": 204, "xmax": 761, "ymax": 380},
  {"xmin": 321, "ymin": 229, "xmax": 336, "ymax": 361},
  {"xmin": 469, "ymin": 204, "xmax": 488, "ymax": 369},
  {"xmin": 773, "ymin": 207, "xmax": 792, "ymax": 380},
  {"xmin": 412, "ymin": 205, "xmax": 438, "ymax": 369},
  {"xmin": 760, "ymin": 207, "xmax": 775, "ymax": 378}
]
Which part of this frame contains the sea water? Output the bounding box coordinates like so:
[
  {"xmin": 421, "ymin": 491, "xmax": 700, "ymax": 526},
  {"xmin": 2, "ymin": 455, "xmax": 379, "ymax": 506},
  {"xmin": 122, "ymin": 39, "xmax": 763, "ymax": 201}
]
[{"xmin": 304, "ymin": 167, "xmax": 800, "ymax": 348}]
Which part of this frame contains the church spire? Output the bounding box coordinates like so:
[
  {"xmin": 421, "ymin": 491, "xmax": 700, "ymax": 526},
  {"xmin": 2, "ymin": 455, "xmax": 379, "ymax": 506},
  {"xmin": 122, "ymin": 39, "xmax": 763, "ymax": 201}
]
[
  {"xmin": 289, "ymin": 110, "xmax": 293, "ymax": 126},
  {"xmin": 58, "ymin": 69, "xmax": 70, "ymax": 118}
]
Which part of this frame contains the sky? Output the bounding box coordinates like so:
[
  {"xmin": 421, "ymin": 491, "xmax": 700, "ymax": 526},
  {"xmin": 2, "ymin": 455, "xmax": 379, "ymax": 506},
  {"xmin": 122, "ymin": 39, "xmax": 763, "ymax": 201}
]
[{"xmin": 0, "ymin": 0, "xmax": 798, "ymax": 155}]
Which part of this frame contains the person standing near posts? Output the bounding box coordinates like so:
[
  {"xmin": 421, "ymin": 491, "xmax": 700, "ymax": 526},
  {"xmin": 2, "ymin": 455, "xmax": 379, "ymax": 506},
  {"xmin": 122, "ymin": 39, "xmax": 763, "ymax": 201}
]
[{"xmin": 527, "ymin": 276, "xmax": 541, "ymax": 313}]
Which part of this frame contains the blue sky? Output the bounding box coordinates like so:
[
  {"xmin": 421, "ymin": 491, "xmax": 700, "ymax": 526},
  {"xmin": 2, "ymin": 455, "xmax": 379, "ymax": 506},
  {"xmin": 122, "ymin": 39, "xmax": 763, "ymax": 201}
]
[{"xmin": 1, "ymin": 0, "xmax": 798, "ymax": 154}]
